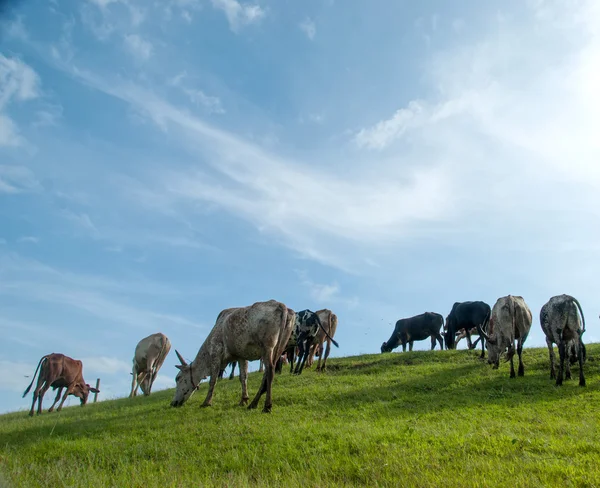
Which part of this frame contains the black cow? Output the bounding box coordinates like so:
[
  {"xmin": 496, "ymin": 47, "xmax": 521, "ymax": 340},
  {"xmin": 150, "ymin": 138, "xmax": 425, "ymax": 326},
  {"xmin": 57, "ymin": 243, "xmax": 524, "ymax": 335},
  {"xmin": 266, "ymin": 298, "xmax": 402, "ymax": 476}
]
[
  {"xmin": 381, "ymin": 312, "xmax": 444, "ymax": 353},
  {"xmin": 444, "ymin": 301, "xmax": 491, "ymax": 358}
]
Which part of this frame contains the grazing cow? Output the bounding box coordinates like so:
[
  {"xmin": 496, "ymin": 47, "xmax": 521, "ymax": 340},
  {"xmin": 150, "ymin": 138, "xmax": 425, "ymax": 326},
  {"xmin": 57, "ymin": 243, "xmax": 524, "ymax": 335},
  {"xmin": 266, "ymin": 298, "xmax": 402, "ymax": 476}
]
[
  {"xmin": 22, "ymin": 353, "xmax": 100, "ymax": 417},
  {"xmin": 306, "ymin": 309, "xmax": 339, "ymax": 371},
  {"xmin": 170, "ymin": 300, "xmax": 295, "ymax": 413},
  {"xmin": 284, "ymin": 309, "xmax": 340, "ymax": 376},
  {"xmin": 454, "ymin": 327, "xmax": 482, "ymax": 348},
  {"xmin": 129, "ymin": 332, "xmax": 171, "ymax": 398},
  {"xmin": 444, "ymin": 301, "xmax": 491, "ymax": 358},
  {"xmin": 540, "ymin": 294, "xmax": 586, "ymax": 387},
  {"xmin": 477, "ymin": 295, "xmax": 532, "ymax": 378},
  {"xmin": 381, "ymin": 312, "xmax": 444, "ymax": 353}
]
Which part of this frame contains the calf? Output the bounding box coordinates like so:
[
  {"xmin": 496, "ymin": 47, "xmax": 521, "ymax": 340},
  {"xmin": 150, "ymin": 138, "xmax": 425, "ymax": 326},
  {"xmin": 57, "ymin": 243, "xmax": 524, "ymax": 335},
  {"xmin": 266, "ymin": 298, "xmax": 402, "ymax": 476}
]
[
  {"xmin": 23, "ymin": 353, "xmax": 100, "ymax": 417},
  {"xmin": 306, "ymin": 309, "xmax": 339, "ymax": 371},
  {"xmin": 540, "ymin": 294, "xmax": 586, "ymax": 386},
  {"xmin": 477, "ymin": 295, "xmax": 532, "ymax": 378},
  {"xmin": 284, "ymin": 310, "xmax": 339, "ymax": 375},
  {"xmin": 381, "ymin": 312, "xmax": 444, "ymax": 353}
]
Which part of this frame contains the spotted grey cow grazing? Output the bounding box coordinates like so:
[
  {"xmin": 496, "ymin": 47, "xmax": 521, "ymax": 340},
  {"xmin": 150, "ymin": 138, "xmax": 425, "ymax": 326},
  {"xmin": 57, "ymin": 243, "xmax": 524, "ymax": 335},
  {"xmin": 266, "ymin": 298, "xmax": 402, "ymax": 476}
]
[
  {"xmin": 477, "ymin": 295, "xmax": 532, "ymax": 378},
  {"xmin": 171, "ymin": 300, "xmax": 295, "ymax": 413},
  {"xmin": 130, "ymin": 332, "xmax": 171, "ymax": 397},
  {"xmin": 540, "ymin": 294, "xmax": 586, "ymax": 387},
  {"xmin": 23, "ymin": 353, "xmax": 99, "ymax": 417},
  {"xmin": 444, "ymin": 301, "xmax": 491, "ymax": 358},
  {"xmin": 284, "ymin": 309, "xmax": 339, "ymax": 375},
  {"xmin": 381, "ymin": 312, "xmax": 444, "ymax": 353}
]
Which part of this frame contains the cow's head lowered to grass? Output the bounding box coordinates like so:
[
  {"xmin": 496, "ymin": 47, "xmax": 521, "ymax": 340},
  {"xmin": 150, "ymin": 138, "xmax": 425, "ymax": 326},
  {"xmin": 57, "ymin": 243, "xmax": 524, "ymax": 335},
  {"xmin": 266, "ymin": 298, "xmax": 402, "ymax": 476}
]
[{"xmin": 171, "ymin": 350, "xmax": 206, "ymax": 407}]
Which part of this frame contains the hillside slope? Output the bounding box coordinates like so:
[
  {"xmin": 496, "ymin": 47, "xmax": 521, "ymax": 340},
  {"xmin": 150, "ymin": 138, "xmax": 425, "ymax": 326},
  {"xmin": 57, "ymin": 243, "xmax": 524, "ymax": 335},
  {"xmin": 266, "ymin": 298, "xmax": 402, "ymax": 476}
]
[{"xmin": 1, "ymin": 345, "xmax": 600, "ymax": 487}]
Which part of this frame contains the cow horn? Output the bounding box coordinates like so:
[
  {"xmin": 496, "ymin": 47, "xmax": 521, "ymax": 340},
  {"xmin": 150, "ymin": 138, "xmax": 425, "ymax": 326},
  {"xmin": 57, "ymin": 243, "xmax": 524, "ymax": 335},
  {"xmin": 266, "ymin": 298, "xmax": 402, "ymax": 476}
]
[
  {"xmin": 175, "ymin": 349, "xmax": 187, "ymax": 366},
  {"xmin": 476, "ymin": 320, "xmax": 495, "ymax": 345}
]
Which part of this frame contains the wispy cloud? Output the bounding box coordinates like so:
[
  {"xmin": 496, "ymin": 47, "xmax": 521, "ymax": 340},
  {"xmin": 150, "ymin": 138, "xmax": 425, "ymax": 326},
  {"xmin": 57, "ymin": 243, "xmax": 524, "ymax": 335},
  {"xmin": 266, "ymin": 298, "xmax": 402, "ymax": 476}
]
[
  {"xmin": 299, "ymin": 18, "xmax": 316, "ymax": 40},
  {"xmin": 210, "ymin": 0, "xmax": 265, "ymax": 32},
  {"xmin": 0, "ymin": 165, "xmax": 40, "ymax": 194},
  {"xmin": 17, "ymin": 236, "xmax": 39, "ymax": 244},
  {"xmin": 123, "ymin": 34, "xmax": 153, "ymax": 60},
  {"xmin": 0, "ymin": 54, "xmax": 40, "ymax": 146},
  {"xmin": 80, "ymin": 356, "xmax": 132, "ymax": 375},
  {"xmin": 296, "ymin": 270, "xmax": 359, "ymax": 308},
  {"xmin": 0, "ymin": 360, "xmax": 35, "ymax": 393}
]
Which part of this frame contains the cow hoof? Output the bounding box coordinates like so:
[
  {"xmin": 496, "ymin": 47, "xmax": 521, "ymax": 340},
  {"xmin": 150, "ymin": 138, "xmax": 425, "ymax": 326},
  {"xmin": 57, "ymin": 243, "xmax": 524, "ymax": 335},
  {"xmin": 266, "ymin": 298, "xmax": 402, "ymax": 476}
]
[
  {"xmin": 247, "ymin": 402, "xmax": 258, "ymax": 410},
  {"xmin": 580, "ymin": 379, "xmax": 586, "ymax": 387},
  {"xmin": 200, "ymin": 402, "xmax": 212, "ymax": 408},
  {"xmin": 239, "ymin": 398, "xmax": 249, "ymax": 406},
  {"xmin": 28, "ymin": 412, "xmax": 34, "ymax": 417},
  {"xmin": 48, "ymin": 408, "xmax": 54, "ymax": 413},
  {"xmin": 262, "ymin": 406, "xmax": 272, "ymax": 414}
]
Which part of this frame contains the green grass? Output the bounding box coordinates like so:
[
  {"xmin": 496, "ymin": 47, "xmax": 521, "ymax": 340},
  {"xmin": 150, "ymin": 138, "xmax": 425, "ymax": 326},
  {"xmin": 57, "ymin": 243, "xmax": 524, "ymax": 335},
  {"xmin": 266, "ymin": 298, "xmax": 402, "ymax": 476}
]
[{"xmin": 2, "ymin": 345, "xmax": 600, "ymax": 487}]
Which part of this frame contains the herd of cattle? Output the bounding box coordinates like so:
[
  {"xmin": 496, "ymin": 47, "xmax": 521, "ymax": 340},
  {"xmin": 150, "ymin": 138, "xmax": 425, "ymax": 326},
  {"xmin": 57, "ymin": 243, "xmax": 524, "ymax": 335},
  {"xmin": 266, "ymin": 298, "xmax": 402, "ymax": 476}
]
[{"xmin": 21, "ymin": 293, "xmax": 588, "ymax": 415}]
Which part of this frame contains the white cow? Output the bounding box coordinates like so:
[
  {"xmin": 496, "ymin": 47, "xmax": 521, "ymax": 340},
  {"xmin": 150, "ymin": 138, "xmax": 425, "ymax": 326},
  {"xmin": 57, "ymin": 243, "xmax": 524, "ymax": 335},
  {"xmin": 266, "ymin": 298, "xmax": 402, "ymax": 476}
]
[
  {"xmin": 171, "ymin": 300, "xmax": 295, "ymax": 413},
  {"xmin": 129, "ymin": 332, "xmax": 171, "ymax": 397}
]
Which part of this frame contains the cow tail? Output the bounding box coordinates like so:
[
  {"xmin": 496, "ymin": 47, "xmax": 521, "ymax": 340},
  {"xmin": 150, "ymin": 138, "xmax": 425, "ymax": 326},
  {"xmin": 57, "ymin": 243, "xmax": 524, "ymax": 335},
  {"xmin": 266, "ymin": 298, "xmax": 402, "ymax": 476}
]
[
  {"xmin": 509, "ymin": 295, "xmax": 516, "ymax": 339},
  {"xmin": 23, "ymin": 356, "xmax": 47, "ymax": 397},
  {"xmin": 571, "ymin": 296, "xmax": 586, "ymax": 335},
  {"xmin": 155, "ymin": 336, "xmax": 171, "ymax": 375},
  {"xmin": 316, "ymin": 313, "xmax": 339, "ymax": 348}
]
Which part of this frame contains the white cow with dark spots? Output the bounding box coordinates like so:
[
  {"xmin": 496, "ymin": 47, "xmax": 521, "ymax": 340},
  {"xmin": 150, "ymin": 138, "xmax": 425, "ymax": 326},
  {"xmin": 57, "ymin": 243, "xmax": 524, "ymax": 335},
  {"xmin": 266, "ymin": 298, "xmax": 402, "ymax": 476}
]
[{"xmin": 540, "ymin": 294, "xmax": 586, "ymax": 387}]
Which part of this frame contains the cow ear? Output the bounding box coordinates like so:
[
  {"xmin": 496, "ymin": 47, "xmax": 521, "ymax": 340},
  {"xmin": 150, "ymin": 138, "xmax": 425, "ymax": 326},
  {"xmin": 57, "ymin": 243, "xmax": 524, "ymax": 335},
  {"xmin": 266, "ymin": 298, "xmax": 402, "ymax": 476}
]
[
  {"xmin": 175, "ymin": 364, "xmax": 183, "ymax": 370},
  {"xmin": 89, "ymin": 387, "xmax": 100, "ymax": 393}
]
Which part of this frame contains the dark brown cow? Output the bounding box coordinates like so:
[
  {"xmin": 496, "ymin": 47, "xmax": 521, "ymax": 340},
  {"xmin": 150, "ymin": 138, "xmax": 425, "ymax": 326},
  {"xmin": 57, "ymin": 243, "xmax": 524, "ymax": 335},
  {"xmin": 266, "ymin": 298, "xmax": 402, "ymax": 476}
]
[{"xmin": 22, "ymin": 353, "xmax": 100, "ymax": 417}]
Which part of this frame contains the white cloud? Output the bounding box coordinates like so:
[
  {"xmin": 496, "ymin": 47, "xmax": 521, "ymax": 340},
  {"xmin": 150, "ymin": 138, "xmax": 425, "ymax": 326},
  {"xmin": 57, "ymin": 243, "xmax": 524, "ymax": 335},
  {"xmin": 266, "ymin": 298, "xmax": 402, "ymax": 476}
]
[
  {"xmin": 210, "ymin": 0, "xmax": 265, "ymax": 32},
  {"xmin": 184, "ymin": 89, "xmax": 224, "ymax": 114},
  {"xmin": 123, "ymin": 34, "xmax": 153, "ymax": 60},
  {"xmin": 299, "ymin": 18, "xmax": 316, "ymax": 40},
  {"xmin": 0, "ymin": 54, "xmax": 41, "ymax": 146},
  {"xmin": 80, "ymin": 356, "xmax": 132, "ymax": 375},
  {"xmin": 296, "ymin": 270, "xmax": 359, "ymax": 308},
  {"xmin": 17, "ymin": 236, "xmax": 39, "ymax": 244},
  {"xmin": 0, "ymin": 360, "xmax": 35, "ymax": 393},
  {"xmin": 0, "ymin": 165, "xmax": 40, "ymax": 194}
]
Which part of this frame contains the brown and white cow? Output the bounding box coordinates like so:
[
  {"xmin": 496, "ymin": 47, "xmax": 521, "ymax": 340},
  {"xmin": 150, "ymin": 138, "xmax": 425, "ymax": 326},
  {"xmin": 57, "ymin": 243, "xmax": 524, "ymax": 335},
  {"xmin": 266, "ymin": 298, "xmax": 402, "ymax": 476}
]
[
  {"xmin": 22, "ymin": 353, "xmax": 100, "ymax": 417},
  {"xmin": 306, "ymin": 309, "xmax": 339, "ymax": 371},
  {"xmin": 130, "ymin": 332, "xmax": 171, "ymax": 397},
  {"xmin": 540, "ymin": 294, "xmax": 586, "ymax": 387},
  {"xmin": 477, "ymin": 295, "xmax": 532, "ymax": 378},
  {"xmin": 170, "ymin": 300, "xmax": 295, "ymax": 413}
]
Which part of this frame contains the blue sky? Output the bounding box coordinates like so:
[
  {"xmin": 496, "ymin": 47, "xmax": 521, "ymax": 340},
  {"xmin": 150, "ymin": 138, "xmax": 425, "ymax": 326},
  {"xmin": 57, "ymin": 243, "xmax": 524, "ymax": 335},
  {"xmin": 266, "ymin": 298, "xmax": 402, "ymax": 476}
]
[{"xmin": 1, "ymin": 0, "xmax": 599, "ymax": 414}]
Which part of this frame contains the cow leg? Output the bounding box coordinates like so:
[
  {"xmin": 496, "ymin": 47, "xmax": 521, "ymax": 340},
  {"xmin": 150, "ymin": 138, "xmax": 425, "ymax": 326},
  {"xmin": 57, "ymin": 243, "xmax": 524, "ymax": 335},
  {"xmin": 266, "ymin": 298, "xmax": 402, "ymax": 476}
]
[
  {"xmin": 296, "ymin": 341, "xmax": 311, "ymax": 375},
  {"xmin": 517, "ymin": 340, "xmax": 525, "ymax": 377},
  {"xmin": 289, "ymin": 349, "xmax": 296, "ymax": 374},
  {"xmin": 402, "ymin": 342, "xmax": 406, "ymax": 352},
  {"xmin": 465, "ymin": 331, "xmax": 474, "ymax": 350},
  {"xmin": 259, "ymin": 359, "xmax": 264, "ymax": 373},
  {"xmin": 56, "ymin": 387, "xmax": 71, "ymax": 412},
  {"xmin": 509, "ymin": 343, "xmax": 516, "ymax": 378},
  {"xmin": 320, "ymin": 339, "xmax": 332, "ymax": 372},
  {"xmin": 36, "ymin": 382, "xmax": 51, "ymax": 415},
  {"xmin": 262, "ymin": 357, "xmax": 276, "ymax": 413},
  {"xmin": 556, "ymin": 340, "xmax": 566, "ymax": 386},
  {"xmin": 238, "ymin": 359, "xmax": 249, "ymax": 405},
  {"xmin": 480, "ymin": 337, "xmax": 485, "ymax": 360},
  {"xmin": 201, "ymin": 367, "xmax": 220, "ymax": 407},
  {"xmin": 129, "ymin": 365, "xmax": 138, "ymax": 398},
  {"xmin": 315, "ymin": 342, "xmax": 324, "ymax": 371},
  {"xmin": 545, "ymin": 337, "xmax": 556, "ymax": 379},
  {"xmin": 229, "ymin": 361, "xmax": 237, "ymax": 380},
  {"xmin": 409, "ymin": 341, "xmax": 414, "ymax": 352},
  {"xmin": 248, "ymin": 361, "xmax": 270, "ymax": 410},
  {"xmin": 578, "ymin": 336, "xmax": 586, "ymax": 387},
  {"xmin": 434, "ymin": 332, "xmax": 444, "ymax": 351},
  {"xmin": 29, "ymin": 378, "xmax": 45, "ymax": 417},
  {"xmin": 48, "ymin": 388, "xmax": 63, "ymax": 413}
]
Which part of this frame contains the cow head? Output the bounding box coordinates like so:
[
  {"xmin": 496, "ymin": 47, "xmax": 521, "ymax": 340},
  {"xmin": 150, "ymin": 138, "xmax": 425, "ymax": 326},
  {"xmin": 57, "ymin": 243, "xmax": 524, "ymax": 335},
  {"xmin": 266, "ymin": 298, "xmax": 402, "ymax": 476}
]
[
  {"xmin": 380, "ymin": 341, "xmax": 392, "ymax": 353},
  {"xmin": 171, "ymin": 350, "xmax": 203, "ymax": 407},
  {"xmin": 477, "ymin": 318, "xmax": 500, "ymax": 367},
  {"xmin": 72, "ymin": 383, "xmax": 100, "ymax": 406},
  {"xmin": 444, "ymin": 314, "xmax": 456, "ymax": 349}
]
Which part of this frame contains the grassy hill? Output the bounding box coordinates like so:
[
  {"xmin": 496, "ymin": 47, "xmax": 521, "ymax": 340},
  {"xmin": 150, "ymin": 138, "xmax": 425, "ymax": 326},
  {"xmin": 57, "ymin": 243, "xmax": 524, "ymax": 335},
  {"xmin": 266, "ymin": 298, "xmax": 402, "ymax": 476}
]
[{"xmin": 2, "ymin": 345, "xmax": 600, "ymax": 487}]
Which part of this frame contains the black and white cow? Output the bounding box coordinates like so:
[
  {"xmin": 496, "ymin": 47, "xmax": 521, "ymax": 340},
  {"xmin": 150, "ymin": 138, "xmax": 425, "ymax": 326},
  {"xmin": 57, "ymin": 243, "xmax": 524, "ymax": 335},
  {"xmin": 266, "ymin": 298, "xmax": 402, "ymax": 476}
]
[
  {"xmin": 540, "ymin": 294, "xmax": 586, "ymax": 387},
  {"xmin": 283, "ymin": 309, "xmax": 339, "ymax": 375}
]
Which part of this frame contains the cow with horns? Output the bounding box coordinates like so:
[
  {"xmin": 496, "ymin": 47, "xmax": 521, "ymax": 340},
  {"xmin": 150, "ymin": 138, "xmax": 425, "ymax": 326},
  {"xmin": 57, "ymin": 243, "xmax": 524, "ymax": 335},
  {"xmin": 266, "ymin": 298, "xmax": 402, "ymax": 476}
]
[
  {"xmin": 170, "ymin": 300, "xmax": 295, "ymax": 413},
  {"xmin": 477, "ymin": 295, "xmax": 532, "ymax": 378},
  {"xmin": 540, "ymin": 294, "xmax": 586, "ymax": 387}
]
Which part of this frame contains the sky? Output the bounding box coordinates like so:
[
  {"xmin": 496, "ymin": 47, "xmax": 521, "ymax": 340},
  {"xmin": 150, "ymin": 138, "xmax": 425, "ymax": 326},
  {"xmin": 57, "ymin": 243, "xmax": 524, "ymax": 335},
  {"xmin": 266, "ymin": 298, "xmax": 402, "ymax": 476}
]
[{"xmin": 1, "ymin": 0, "xmax": 599, "ymax": 414}]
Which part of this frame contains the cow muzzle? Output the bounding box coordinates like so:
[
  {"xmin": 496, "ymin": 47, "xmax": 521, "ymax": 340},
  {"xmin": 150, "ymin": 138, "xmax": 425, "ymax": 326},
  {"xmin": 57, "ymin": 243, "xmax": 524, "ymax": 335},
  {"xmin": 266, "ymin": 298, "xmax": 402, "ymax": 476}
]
[{"xmin": 171, "ymin": 399, "xmax": 183, "ymax": 407}]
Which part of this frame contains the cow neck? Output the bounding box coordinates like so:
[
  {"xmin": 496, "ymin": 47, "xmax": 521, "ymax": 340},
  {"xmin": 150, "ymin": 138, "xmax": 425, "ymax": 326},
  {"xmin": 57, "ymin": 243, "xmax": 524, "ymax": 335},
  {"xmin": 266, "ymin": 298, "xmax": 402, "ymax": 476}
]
[{"xmin": 189, "ymin": 343, "xmax": 211, "ymax": 381}]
